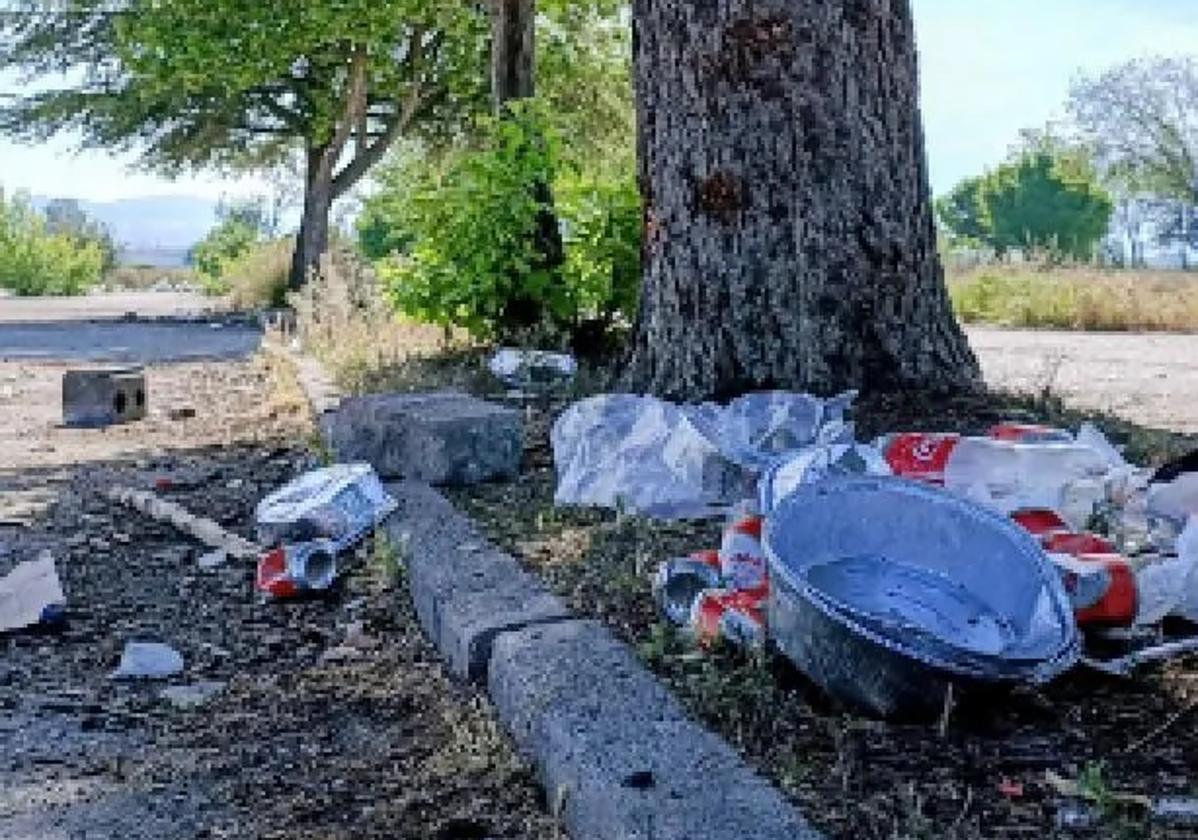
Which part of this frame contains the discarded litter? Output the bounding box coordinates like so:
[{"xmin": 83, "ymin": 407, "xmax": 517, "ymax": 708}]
[
  {"xmin": 488, "ymin": 348, "xmax": 577, "ymax": 388},
  {"xmin": 256, "ymin": 463, "xmax": 396, "ymax": 551},
  {"xmin": 759, "ymin": 443, "xmax": 891, "ymax": 515},
  {"xmin": 652, "ymin": 556, "xmax": 722, "ymax": 626},
  {"xmin": 255, "ymin": 542, "xmax": 338, "ymax": 599},
  {"xmin": 764, "ymin": 477, "xmax": 1079, "ymax": 718},
  {"xmin": 110, "ymin": 642, "xmax": 184, "ymax": 680},
  {"xmin": 253, "ymin": 464, "xmax": 396, "ymax": 600},
  {"xmin": 0, "ymin": 551, "xmax": 65, "ymax": 633},
  {"xmin": 553, "ymin": 391, "xmax": 854, "ymax": 518}
]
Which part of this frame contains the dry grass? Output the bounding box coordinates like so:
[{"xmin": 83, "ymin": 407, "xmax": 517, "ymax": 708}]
[
  {"xmin": 102, "ymin": 264, "xmax": 199, "ymax": 291},
  {"xmin": 290, "ymin": 245, "xmax": 467, "ymax": 393},
  {"xmin": 947, "ymin": 264, "xmax": 1198, "ymax": 332},
  {"xmin": 221, "ymin": 237, "xmax": 293, "ymax": 309}
]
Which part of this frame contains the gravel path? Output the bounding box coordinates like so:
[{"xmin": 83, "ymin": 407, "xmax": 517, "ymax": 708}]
[{"xmin": 967, "ymin": 327, "xmax": 1198, "ymax": 433}]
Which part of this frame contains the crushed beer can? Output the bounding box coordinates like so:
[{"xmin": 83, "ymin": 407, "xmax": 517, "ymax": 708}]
[
  {"xmin": 719, "ymin": 514, "xmax": 768, "ymax": 591},
  {"xmin": 255, "ymin": 541, "xmax": 339, "ymax": 599},
  {"xmin": 690, "ymin": 587, "xmax": 767, "ymax": 650},
  {"xmin": 652, "ymin": 555, "xmax": 723, "ymax": 626}
]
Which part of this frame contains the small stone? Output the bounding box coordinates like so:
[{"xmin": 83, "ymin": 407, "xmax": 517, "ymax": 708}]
[
  {"xmin": 1056, "ymin": 801, "xmax": 1098, "ymax": 831},
  {"xmin": 160, "ymin": 681, "xmax": 226, "ymax": 710},
  {"xmin": 88, "ymin": 537, "xmax": 111, "ymax": 552},
  {"xmin": 1153, "ymin": 797, "xmax": 1198, "ymax": 827},
  {"xmin": 197, "ymin": 549, "xmax": 228, "ymax": 570},
  {"xmin": 111, "ymin": 532, "xmax": 131, "ymax": 545},
  {"xmin": 226, "ymin": 478, "xmax": 245, "ymax": 490}
]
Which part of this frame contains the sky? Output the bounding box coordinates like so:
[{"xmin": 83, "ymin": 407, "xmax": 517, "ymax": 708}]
[{"xmin": 2, "ymin": 0, "xmax": 1198, "ymax": 204}]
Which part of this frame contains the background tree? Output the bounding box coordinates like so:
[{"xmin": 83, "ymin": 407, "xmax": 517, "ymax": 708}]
[
  {"xmin": 626, "ymin": 0, "xmax": 979, "ymax": 400},
  {"xmin": 0, "ymin": 1, "xmax": 489, "ymax": 289},
  {"xmin": 935, "ymin": 177, "xmax": 989, "ymax": 246},
  {"xmin": 982, "ymin": 153, "xmax": 1113, "ymax": 260},
  {"xmin": 1069, "ymin": 57, "xmax": 1198, "ymax": 203},
  {"xmin": 41, "ymin": 198, "xmax": 118, "ymax": 272}
]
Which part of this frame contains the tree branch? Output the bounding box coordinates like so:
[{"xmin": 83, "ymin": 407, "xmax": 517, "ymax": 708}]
[{"xmin": 332, "ymin": 80, "xmax": 426, "ymax": 198}]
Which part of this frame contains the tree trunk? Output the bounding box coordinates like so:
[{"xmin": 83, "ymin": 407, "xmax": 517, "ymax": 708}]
[
  {"xmin": 290, "ymin": 146, "xmax": 334, "ymax": 291},
  {"xmin": 625, "ymin": 0, "xmax": 980, "ymax": 401},
  {"xmin": 490, "ymin": 0, "xmax": 566, "ymax": 338},
  {"xmin": 492, "ymin": 0, "xmax": 536, "ymax": 111}
]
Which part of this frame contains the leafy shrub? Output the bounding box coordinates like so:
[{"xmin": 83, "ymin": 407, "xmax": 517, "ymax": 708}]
[
  {"xmin": 0, "ymin": 190, "xmax": 103, "ymax": 295},
  {"xmin": 362, "ymin": 102, "xmax": 641, "ymax": 345},
  {"xmin": 219, "ymin": 237, "xmax": 293, "ymax": 309}
]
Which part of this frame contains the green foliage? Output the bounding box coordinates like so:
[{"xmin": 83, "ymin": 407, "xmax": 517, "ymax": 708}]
[
  {"xmin": 938, "ymin": 149, "xmax": 1113, "ymax": 261},
  {"xmin": 1069, "ymin": 57, "xmax": 1198, "ymax": 202},
  {"xmin": 375, "ymin": 104, "xmax": 563, "ymax": 339},
  {"xmin": 0, "ymin": 190, "xmax": 103, "ymax": 296},
  {"xmin": 558, "ymin": 169, "xmax": 642, "ymax": 326},
  {"xmin": 984, "ymin": 153, "xmax": 1113, "ymax": 260},
  {"xmin": 219, "ymin": 237, "xmax": 294, "ymax": 309},
  {"xmin": 1, "ymin": 2, "xmax": 489, "ymax": 174},
  {"xmin": 190, "ymin": 218, "xmax": 260, "ymax": 287},
  {"xmin": 935, "ymin": 177, "xmax": 988, "ymax": 246},
  {"xmin": 364, "ymin": 103, "xmax": 641, "ymax": 343},
  {"xmin": 42, "ymin": 198, "xmax": 117, "ymax": 273}
]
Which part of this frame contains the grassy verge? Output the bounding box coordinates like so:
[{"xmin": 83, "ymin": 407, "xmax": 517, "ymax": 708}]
[{"xmin": 948, "ymin": 265, "xmax": 1198, "ymax": 333}]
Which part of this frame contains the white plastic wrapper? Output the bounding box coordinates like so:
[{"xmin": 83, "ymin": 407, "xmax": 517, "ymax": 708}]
[
  {"xmin": 489, "ymin": 348, "xmax": 577, "ymax": 388},
  {"xmin": 551, "ymin": 391, "xmax": 855, "ymax": 518},
  {"xmin": 256, "ymin": 464, "xmax": 397, "ymax": 551},
  {"xmin": 758, "ymin": 443, "xmax": 892, "ymax": 515}
]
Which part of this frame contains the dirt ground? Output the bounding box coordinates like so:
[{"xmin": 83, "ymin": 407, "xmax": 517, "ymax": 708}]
[
  {"xmin": 966, "ymin": 327, "xmax": 1198, "ymax": 434},
  {"xmin": 0, "ymin": 354, "xmax": 560, "ymax": 839}
]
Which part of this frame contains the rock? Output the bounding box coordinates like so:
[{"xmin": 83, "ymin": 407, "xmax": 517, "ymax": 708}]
[
  {"xmin": 110, "ymin": 642, "xmax": 184, "ymax": 680},
  {"xmin": 323, "ymin": 391, "xmax": 522, "ymax": 485},
  {"xmin": 160, "ymin": 681, "xmax": 225, "ymax": 710}
]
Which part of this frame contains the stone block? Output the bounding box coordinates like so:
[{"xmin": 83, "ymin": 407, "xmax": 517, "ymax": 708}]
[
  {"xmin": 383, "ymin": 480, "xmax": 570, "ymax": 680},
  {"xmin": 489, "ymin": 620, "xmax": 820, "ymax": 840},
  {"xmin": 324, "ymin": 391, "xmax": 521, "ymax": 485},
  {"xmin": 62, "ymin": 368, "xmax": 146, "ymax": 428}
]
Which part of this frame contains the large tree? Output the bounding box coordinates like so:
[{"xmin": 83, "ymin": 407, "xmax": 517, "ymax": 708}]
[
  {"xmin": 1069, "ymin": 57, "xmax": 1198, "ymax": 204},
  {"xmin": 625, "ymin": 0, "xmax": 979, "ymax": 400},
  {"xmin": 0, "ymin": 1, "xmax": 488, "ymax": 288}
]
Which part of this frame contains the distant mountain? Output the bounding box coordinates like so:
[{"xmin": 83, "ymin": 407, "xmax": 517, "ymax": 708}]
[{"xmin": 31, "ymin": 194, "xmax": 218, "ymax": 266}]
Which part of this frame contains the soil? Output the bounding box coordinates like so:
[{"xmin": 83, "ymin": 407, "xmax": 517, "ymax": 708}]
[
  {"xmin": 450, "ymin": 387, "xmax": 1198, "ymax": 840},
  {"xmin": 0, "ymin": 357, "xmax": 561, "ymax": 839}
]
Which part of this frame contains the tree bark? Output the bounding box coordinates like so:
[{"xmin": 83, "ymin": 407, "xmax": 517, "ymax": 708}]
[
  {"xmin": 290, "ymin": 145, "xmax": 334, "ymax": 290},
  {"xmin": 625, "ymin": 0, "xmax": 980, "ymax": 401},
  {"xmin": 492, "ymin": 0, "xmax": 536, "ymax": 111}
]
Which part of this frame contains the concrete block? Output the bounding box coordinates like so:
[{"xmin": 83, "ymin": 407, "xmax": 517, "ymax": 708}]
[
  {"xmin": 489, "ymin": 620, "xmax": 820, "ymax": 840},
  {"xmin": 62, "ymin": 368, "xmax": 146, "ymax": 428},
  {"xmin": 323, "ymin": 391, "xmax": 522, "ymax": 485},
  {"xmin": 382, "ymin": 480, "xmax": 570, "ymax": 680}
]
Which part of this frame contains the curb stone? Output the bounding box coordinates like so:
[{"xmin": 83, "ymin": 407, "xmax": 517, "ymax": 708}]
[{"xmin": 283, "ymin": 346, "xmax": 822, "ymax": 840}]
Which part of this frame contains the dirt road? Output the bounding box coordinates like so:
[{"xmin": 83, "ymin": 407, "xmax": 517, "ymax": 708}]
[
  {"xmin": 966, "ymin": 326, "xmax": 1198, "ymax": 433},
  {"xmin": 0, "ymin": 313, "xmax": 560, "ymax": 838}
]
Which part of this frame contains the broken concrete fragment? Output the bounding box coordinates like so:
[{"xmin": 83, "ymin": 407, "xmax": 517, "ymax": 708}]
[
  {"xmin": 62, "ymin": 368, "xmax": 146, "ymax": 428},
  {"xmin": 324, "ymin": 391, "xmax": 522, "ymax": 485}
]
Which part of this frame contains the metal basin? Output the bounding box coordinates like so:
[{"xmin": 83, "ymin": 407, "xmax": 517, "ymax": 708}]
[{"xmin": 764, "ymin": 476, "xmax": 1079, "ymax": 718}]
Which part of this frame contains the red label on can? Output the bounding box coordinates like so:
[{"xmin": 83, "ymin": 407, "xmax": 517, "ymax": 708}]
[
  {"xmin": 989, "ymin": 423, "xmax": 1072, "ymax": 443},
  {"xmin": 1044, "ymin": 532, "xmax": 1118, "ymax": 556},
  {"xmin": 883, "ymin": 433, "xmax": 961, "ymax": 484}
]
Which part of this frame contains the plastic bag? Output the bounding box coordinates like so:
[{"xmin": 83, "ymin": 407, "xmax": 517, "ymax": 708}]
[
  {"xmin": 759, "ymin": 443, "xmax": 891, "ymax": 515},
  {"xmin": 551, "ymin": 391, "xmax": 855, "ymax": 518},
  {"xmin": 489, "ymin": 348, "xmax": 577, "ymax": 388}
]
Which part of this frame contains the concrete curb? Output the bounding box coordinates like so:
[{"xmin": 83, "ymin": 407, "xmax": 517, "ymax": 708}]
[{"xmin": 284, "ymin": 347, "xmax": 822, "ymax": 840}]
